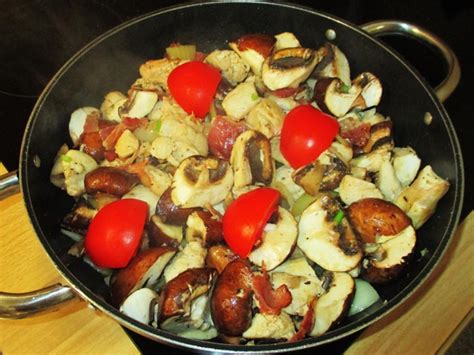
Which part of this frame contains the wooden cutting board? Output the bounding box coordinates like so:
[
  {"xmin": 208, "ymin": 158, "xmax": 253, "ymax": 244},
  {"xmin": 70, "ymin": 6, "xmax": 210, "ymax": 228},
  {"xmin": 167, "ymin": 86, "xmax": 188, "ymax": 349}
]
[{"xmin": 1, "ymin": 168, "xmax": 472, "ymax": 354}]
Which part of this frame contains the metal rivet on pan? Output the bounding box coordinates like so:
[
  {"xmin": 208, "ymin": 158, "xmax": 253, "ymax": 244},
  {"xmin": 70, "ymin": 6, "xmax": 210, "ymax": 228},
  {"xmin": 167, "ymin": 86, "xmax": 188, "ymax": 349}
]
[
  {"xmin": 33, "ymin": 155, "xmax": 41, "ymax": 168},
  {"xmin": 424, "ymin": 112, "xmax": 433, "ymax": 125},
  {"xmin": 325, "ymin": 29, "xmax": 336, "ymax": 41}
]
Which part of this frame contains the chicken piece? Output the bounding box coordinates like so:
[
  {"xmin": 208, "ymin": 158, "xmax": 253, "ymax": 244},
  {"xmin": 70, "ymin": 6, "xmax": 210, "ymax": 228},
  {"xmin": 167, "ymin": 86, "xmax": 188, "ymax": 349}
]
[
  {"xmin": 205, "ymin": 49, "xmax": 250, "ymax": 85},
  {"xmin": 139, "ymin": 58, "xmax": 186, "ymax": 90}
]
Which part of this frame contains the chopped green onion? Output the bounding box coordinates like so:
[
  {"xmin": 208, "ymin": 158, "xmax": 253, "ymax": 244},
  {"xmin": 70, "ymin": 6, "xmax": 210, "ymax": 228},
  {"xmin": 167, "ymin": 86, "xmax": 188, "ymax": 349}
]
[
  {"xmin": 165, "ymin": 44, "xmax": 196, "ymax": 60},
  {"xmin": 333, "ymin": 210, "xmax": 344, "ymax": 224},
  {"xmin": 60, "ymin": 154, "xmax": 72, "ymax": 163},
  {"xmin": 291, "ymin": 193, "xmax": 318, "ymax": 217},
  {"xmin": 340, "ymin": 83, "xmax": 351, "ymax": 94},
  {"xmin": 348, "ymin": 279, "xmax": 381, "ymax": 316},
  {"xmin": 251, "ymin": 93, "xmax": 260, "ymax": 101},
  {"xmin": 209, "ymin": 102, "xmax": 217, "ymax": 118},
  {"xmin": 154, "ymin": 119, "xmax": 162, "ymax": 133}
]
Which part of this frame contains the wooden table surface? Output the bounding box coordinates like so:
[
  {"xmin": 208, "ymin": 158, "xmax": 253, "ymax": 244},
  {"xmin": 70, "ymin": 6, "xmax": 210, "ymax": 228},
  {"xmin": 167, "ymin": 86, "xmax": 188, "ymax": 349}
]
[{"xmin": 1, "ymin": 167, "xmax": 473, "ymax": 354}]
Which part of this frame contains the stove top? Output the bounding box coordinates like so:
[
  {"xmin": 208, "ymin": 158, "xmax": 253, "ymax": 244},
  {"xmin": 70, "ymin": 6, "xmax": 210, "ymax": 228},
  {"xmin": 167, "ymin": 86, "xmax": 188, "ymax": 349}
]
[{"xmin": 1, "ymin": 0, "xmax": 472, "ymax": 353}]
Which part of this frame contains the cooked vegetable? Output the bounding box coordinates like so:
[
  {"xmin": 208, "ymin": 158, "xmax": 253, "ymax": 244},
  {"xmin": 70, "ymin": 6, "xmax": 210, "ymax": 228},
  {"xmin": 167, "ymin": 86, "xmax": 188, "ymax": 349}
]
[
  {"xmin": 223, "ymin": 187, "xmax": 280, "ymax": 258},
  {"xmin": 280, "ymin": 105, "xmax": 339, "ymax": 169},
  {"xmin": 166, "ymin": 44, "xmax": 196, "ymax": 60},
  {"xmin": 168, "ymin": 61, "xmax": 221, "ymax": 119},
  {"xmin": 50, "ymin": 30, "xmax": 450, "ymax": 344},
  {"xmin": 84, "ymin": 199, "xmax": 148, "ymax": 268}
]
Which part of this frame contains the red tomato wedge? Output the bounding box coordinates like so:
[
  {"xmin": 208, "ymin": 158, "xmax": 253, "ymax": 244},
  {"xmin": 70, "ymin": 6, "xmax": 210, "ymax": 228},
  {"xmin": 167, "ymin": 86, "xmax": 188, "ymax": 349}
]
[
  {"xmin": 223, "ymin": 188, "xmax": 280, "ymax": 258},
  {"xmin": 280, "ymin": 104, "xmax": 339, "ymax": 169},
  {"xmin": 84, "ymin": 199, "xmax": 148, "ymax": 268},
  {"xmin": 167, "ymin": 61, "xmax": 221, "ymax": 119}
]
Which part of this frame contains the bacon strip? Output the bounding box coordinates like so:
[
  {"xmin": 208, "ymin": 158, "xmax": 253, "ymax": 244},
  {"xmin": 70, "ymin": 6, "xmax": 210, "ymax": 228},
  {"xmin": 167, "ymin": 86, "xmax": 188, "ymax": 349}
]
[
  {"xmin": 288, "ymin": 297, "xmax": 318, "ymax": 343},
  {"xmin": 252, "ymin": 267, "xmax": 292, "ymax": 315},
  {"xmin": 122, "ymin": 161, "xmax": 152, "ymax": 188}
]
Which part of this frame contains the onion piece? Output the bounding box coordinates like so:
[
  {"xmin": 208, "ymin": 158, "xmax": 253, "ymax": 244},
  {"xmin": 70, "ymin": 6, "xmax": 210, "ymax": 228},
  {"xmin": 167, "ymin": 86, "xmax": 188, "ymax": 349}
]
[
  {"xmin": 348, "ymin": 278, "xmax": 381, "ymax": 316},
  {"xmin": 291, "ymin": 193, "xmax": 318, "ymax": 217}
]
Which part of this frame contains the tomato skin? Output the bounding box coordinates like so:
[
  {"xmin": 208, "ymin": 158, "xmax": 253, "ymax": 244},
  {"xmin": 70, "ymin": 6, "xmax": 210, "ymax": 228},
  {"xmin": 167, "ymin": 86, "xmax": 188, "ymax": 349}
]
[
  {"xmin": 280, "ymin": 104, "xmax": 339, "ymax": 169},
  {"xmin": 223, "ymin": 188, "xmax": 280, "ymax": 258},
  {"xmin": 168, "ymin": 61, "xmax": 221, "ymax": 119},
  {"xmin": 84, "ymin": 199, "xmax": 148, "ymax": 268}
]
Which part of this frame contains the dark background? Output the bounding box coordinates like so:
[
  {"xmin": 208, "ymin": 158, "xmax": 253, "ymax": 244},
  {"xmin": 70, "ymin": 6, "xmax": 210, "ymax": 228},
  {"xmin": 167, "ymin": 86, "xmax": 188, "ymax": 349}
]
[{"xmin": 0, "ymin": 0, "xmax": 472, "ymax": 353}]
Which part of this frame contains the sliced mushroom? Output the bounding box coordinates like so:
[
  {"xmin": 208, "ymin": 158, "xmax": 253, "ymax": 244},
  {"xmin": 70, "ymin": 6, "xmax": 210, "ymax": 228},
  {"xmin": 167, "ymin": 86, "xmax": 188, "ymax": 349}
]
[
  {"xmin": 205, "ymin": 245, "xmax": 238, "ymax": 274},
  {"xmin": 155, "ymin": 187, "xmax": 200, "ymax": 226},
  {"xmin": 211, "ymin": 259, "xmax": 254, "ymax": 336},
  {"xmin": 242, "ymin": 312, "xmax": 295, "ymax": 341},
  {"xmin": 298, "ymin": 194, "xmax": 363, "ymax": 272},
  {"xmin": 205, "ymin": 49, "xmax": 250, "ymax": 86},
  {"xmin": 185, "ymin": 211, "xmax": 223, "ymax": 247},
  {"xmin": 100, "ymin": 91, "xmax": 127, "ymax": 122},
  {"xmin": 271, "ymin": 256, "xmax": 319, "ymax": 279},
  {"xmin": 274, "ymin": 32, "xmax": 301, "ymax": 51},
  {"xmin": 171, "ymin": 156, "xmax": 233, "ymax": 208},
  {"xmin": 350, "ymin": 72, "xmax": 383, "ymax": 110},
  {"xmin": 147, "ymin": 215, "xmax": 183, "ymax": 248},
  {"xmin": 110, "ymin": 247, "xmax": 176, "ymax": 306},
  {"xmin": 339, "ymin": 175, "xmax": 383, "ymax": 206},
  {"xmin": 313, "ymin": 43, "xmax": 351, "ymax": 86},
  {"xmin": 85, "ymin": 167, "xmax": 139, "ymax": 197},
  {"xmin": 313, "ymin": 77, "xmax": 362, "ymax": 117},
  {"xmin": 347, "ymin": 198, "xmax": 412, "ymax": 244},
  {"xmin": 222, "ymin": 80, "xmax": 261, "ymax": 119},
  {"xmin": 69, "ymin": 107, "xmax": 100, "ymax": 146},
  {"xmin": 229, "ymin": 33, "xmax": 276, "ymax": 76},
  {"xmin": 163, "ymin": 240, "xmax": 207, "ymax": 283},
  {"xmin": 310, "ymin": 272, "xmax": 355, "ymax": 336},
  {"xmin": 120, "ymin": 288, "xmax": 159, "ymax": 325},
  {"xmin": 246, "ymin": 98, "xmax": 285, "ymax": 139},
  {"xmin": 362, "ymin": 120, "xmax": 393, "ymax": 154},
  {"xmin": 291, "ymin": 161, "xmax": 325, "ymax": 196},
  {"xmin": 395, "ymin": 165, "xmax": 449, "ymax": 229},
  {"xmin": 392, "ymin": 147, "xmax": 421, "ymax": 187},
  {"xmin": 362, "ymin": 225, "xmax": 417, "ymax": 283},
  {"xmin": 159, "ymin": 268, "xmax": 216, "ymax": 331},
  {"xmin": 248, "ymin": 207, "xmax": 298, "ymax": 271},
  {"xmin": 230, "ymin": 130, "xmax": 273, "ymax": 188},
  {"xmin": 262, "ymin": 47, "xmax": 321, "ymax": 91},
  {"xmin": 122, "ymin": 90, "xmax": 159, "ymax": 119},
  {"xmin": 61, "ymin": 197, "xmax": 97, "ymax": 236}
]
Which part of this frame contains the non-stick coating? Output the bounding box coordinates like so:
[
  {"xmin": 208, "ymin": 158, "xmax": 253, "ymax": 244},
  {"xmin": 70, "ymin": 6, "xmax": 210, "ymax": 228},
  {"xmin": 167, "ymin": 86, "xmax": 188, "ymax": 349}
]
[{"xmin": 19, "ymin": 1, "xmax": 463, "ymax": 352}]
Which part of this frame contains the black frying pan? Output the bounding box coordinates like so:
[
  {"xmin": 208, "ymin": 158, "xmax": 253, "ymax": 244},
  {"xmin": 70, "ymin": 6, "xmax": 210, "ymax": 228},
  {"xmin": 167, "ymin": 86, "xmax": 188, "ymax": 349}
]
[{"xmin": 1, "ymin": 1, "xmax": 464, "ymax": 352}]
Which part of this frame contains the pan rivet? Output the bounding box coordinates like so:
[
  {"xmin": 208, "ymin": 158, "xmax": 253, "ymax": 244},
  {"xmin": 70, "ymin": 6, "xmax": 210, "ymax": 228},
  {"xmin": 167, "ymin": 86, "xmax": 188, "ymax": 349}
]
[
  {"xmin": 325, "ymin": 29, "xmax": 336, "ymax": 41},
  {"xmin": 424, "ymin": 112, "xmax": 433, "ymax": 125},
  {"xmin": 33, "ymin": 155, "xmax": 41, "ymax": 168}
]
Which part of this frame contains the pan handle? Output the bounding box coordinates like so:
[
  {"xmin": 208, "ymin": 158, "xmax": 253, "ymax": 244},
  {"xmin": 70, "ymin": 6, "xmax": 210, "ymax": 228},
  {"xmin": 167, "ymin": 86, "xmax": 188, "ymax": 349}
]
[
  {"xmin": 361, "ymin": 20, "xmax": 460, "ymax": 103},
  {"xmin": 0, "ymin": 171, "xmax": 79, "ymax": 319}
]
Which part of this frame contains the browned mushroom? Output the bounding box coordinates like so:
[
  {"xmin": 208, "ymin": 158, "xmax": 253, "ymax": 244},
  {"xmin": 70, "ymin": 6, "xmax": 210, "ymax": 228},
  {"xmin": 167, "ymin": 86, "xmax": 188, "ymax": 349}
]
[
  {"xmin": 155, "ymin": 187, "xmax": 200, "ymax": 226},
  {"xmin": 147, "ymin": 214, "xmax": 183, "ymax": 248},
  {"xmin": 85, "ymin": 167, "xmax": 139, "ymax": 196},
  {"xmin": 159, "ymin": 268, "xmax": 216, "ymax": 331},
  {"xmin": 211, "ymin": 259, "xmax": 254, "ymax": 336},
  {"xmin": 347, "ymin": 198, "xmax": 411, "ymax": 244},
  {"xmin": 110, "ymin": 247, "xmax": 176, "ymax": 306},
  {"xmin": 262, "ymin": 47, "xmax": 321, "ymax": 91},
  {"xmin": 230, "ymin": 130, "xmax": 274, "ymax": 188},
  {"xmin": 185, "ymin": 211, "xmax": 223, "ymax": 247},
  {"xmin": 229, "ymin": 33, "xmax": 276, "ymax": 76}
]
